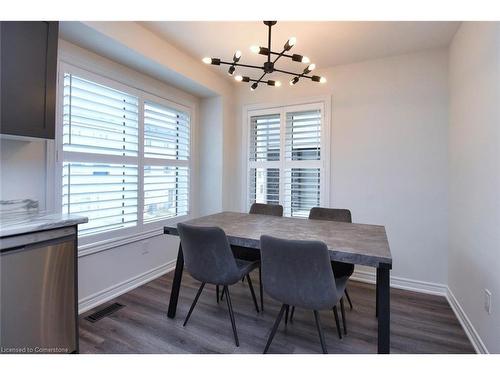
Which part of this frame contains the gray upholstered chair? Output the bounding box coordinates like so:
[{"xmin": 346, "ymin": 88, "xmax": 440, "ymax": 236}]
[
  {"xmin": 260, "ymin": 235, "xmax": 347, "ymax": 354},
  {"xmin": 293, "ymin": 207, "xmax": 355, "ymax": 336},
  {"xmin": 249, "ymin": 202, "xmax": 284, "ymax": 217},
  {"xmin": 288, "ymin": 207, "xmax": 353, "ymax": 335},
  {"xmin": 177, "ymin": 223, "xmax": 260, "ymax": 347},
  {"xmin": 222, "ymin": 202, "xmax": 284, "ymax": 311}
]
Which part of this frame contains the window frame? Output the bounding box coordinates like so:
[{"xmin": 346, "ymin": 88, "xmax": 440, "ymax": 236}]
[
  {"xmin": 54, "ymin": 62, "xmax": 195, "ymax": 247},
  {"xmin": 242, "ymin": 98, "xmax": 331, "ymax": 215}
]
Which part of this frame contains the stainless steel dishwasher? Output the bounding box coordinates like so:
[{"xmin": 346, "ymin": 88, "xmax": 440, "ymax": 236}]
[{"xmin": 1, "ymin": 226, "xmax": 78, "ymax": 354}]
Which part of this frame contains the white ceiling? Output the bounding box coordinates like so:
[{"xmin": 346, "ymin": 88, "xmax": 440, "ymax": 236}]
[{"xmin": 141, "ymin": 21, "xmax": 460, "ymax": 84}]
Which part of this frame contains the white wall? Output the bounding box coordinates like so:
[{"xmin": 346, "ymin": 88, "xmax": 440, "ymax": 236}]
[
  {"xmin": 449, "ymin": 22, "xmax": 500, "ymax": 353},
  {"xmin": 234, "ymin": 48, "xmax": 450, "ymax": 285},
  {"xmin": 199, "ymin": 96, "xmax": 223, "ymax": 214},
  {"xmin": 0, "ymin": 139, "xmax": 48, "ymax": 209}
]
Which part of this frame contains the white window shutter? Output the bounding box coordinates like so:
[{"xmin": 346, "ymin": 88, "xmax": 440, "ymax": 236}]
[
  {"xmin": 61, "ymin": 70, "xmax": 191, "ymax": 238},
  {"xmin": 247, "ymin": 105, "xmax": 324, "ymax": 218}
]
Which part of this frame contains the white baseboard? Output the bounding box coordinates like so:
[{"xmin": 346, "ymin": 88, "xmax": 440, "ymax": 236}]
[
  {"xmin": 351, "ymin": 269, "xmax": 448, "ymax": 296},
  {"xmin": 78, "ymin": 260, "xmax": 176, "ymax": 314},
  {"xmin": 351, "ymin": 269, "xmax": 487, "ymax": 353},
  {"xmin": 446, "ymin": 288, "xmax": 489, "ymax": 354}
]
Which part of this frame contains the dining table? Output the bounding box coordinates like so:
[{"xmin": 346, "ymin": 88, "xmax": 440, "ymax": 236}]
[{"xmin": 163, "ymin": 211, "xmax": 392, "ymax": 354}]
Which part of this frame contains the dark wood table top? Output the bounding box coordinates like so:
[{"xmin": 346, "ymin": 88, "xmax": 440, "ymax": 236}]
[{"xmin": 164, "ymin": 211, "xmax": 392, "ymax": 268}]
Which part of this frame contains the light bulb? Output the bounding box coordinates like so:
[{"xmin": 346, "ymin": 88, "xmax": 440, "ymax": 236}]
[
  {"xmin": 320, "ymin": 77, "xmax": 327, "ymax": 84},
  {"xmin": 235, "ymin": 75, "xmax": 243, "ymax": 82},
  {"xmin": 233, "ymin": 50, "xmax": 242, "ymax": 62},
  {"xmin": 284, "ymin": 37, "xmax": 297, "ymax": 51},
  {"xmin": 302, "ymin": 56, "xmax": 310, "ymax": 64},
  {"xmin": 250, "ymin": 45, "xmax": 260, "ymax": 54},
  {"xmin": 275, "ymin": 81, "xmax": 282, "ymax": 87},
  {"xmin": 202, "ymin": 57, "xmax": 211, "ymax": 64},
  {"xmin": 303, "ymin": 63, "xmax": 316, "ymax": 74}
]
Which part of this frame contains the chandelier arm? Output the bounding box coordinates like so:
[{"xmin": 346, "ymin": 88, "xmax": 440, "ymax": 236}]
[
  {"xmin": 270, "ymin": 51, "xmax": 293, "ymax": 58},
  {"xmin": 256, "ymin": 72, "xmax": 267, "ymax": 84},
  {"xmin": 219, "ymin": 61, "xmax": 265, "ymax": 70},
  {"xmin": 273, "ymin": 68, "xmax": 313, "ymax": 79},
  {"xmin": 271, "ymin": 49, "xmax": 287, "ymax": 65}
]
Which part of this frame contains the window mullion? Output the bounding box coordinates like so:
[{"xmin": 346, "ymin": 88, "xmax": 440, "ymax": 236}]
[
  {"xmin": 279, "ymin": 107, "xmax": 286, "ymax": 210},
  {"xmin": 137, "ymin": 97, "xmax": 145, "ymax": 228}
]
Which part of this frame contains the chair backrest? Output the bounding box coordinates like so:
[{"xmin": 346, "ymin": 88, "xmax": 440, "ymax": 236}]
[
  {"xmin": 309, "ymin": 207, "xmax": 352, "ymax": 223},
  {"xmin": 177, "ymin": 223, "xmax": 240, "ymax": 285},
  {"xmin": 260, "ymin": 235, "xmax": 339, "ymax": 310},
  {"xmin": 249, "ymin": 203, "xmax": 283, "ymax": 217}
]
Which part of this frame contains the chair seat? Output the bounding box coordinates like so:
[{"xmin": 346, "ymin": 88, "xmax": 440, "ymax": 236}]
[
  {"xmin": 235, "ymin": 259, "xmax": 259, "ymax": 280},
  {"xmin": 331, "ymin": 261, "xmax": 354, "ymax": 279}
]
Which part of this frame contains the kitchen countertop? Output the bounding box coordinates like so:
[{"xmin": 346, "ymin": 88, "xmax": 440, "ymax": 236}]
[{"xmin": 0, "ymin": 212, "xmax": 88, "ymax": 238}]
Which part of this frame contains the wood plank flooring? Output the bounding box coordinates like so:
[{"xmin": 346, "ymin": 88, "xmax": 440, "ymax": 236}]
[{"xmin": 79, "ymin": 270, "xmax": 474, "ymax": 354}]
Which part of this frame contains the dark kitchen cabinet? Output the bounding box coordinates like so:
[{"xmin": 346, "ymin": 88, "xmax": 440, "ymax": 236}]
[{"xmin": 0, "ymin": 21, "xmax": 58, "ymax": 139}]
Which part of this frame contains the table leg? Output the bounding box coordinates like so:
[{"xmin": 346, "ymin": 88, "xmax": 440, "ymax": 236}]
[
  {"xmin": 377, "ymin": 264, "xmax": 390, "ymax": 354},
  {"xmin": 376, "ymin": 268, "xmax": 379, "ymax": 317},
  {"xmin": 167, "ymin": 243, "xmax": 184, "ymax": 318}
]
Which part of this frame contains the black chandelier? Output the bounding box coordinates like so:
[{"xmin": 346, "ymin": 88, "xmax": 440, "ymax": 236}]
[{"xmin": 202, "ymin": 21, "xmax": 327, "ymax": 91}]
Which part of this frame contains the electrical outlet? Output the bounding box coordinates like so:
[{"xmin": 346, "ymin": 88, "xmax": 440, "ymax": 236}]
[{"xmin": 484, "ymin": 289, "xmax": 492, "ymax": 314}]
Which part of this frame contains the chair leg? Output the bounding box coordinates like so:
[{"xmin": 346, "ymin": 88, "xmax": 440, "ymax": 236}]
[
  {"xmin": 263, "ymin": 304, "xmax": 287, "ymax": 354},
  {"xmin": 183, "ymin": 282, "xmax": 206, "ymax": 326},
  {"xmin": 313, "ymin": 310, "xmax": 328, "ymax": 354},
  {"xmin": 340, "ymin": 297, "xmax": 347, "ymax": 335},
  {"xmin": 290, "ymin": 306, "xmax": 295, "ymax": 323},
  {"xmin": 332, "ymin": 305, "xmax": 342, "ymax": 339},
  {"xmin": 216, "ymin": 285, "xmax": 220, "ymax": 304},
  {"xmin": 224, "ymin": 286, "xmax": 239, "ymax": 347},
  {"xmin": 246, "ymin": 274, "xmax": 260, "ymax": 313},
  {"xmin": 259, "ymin": 266, "xmax": 264, "ymax": 312},
  {"xmin": 220, "ymin": 286, "xmax": 225, "ymax": 301},
  {"xmin": 285, "ymin": 305, "xmax": 290, "ymax": 326},
  {"xmin": 345, "ymin": 288, "xmax": 353, "ymax": 310}
]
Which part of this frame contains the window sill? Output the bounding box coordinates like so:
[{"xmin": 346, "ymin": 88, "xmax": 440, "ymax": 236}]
[
  {"xmin": 77, "ymin": 215, "xmax": 191, "ymax": 258},
  {"xmin": 77, "ymin": 227, "xmax": 165, "ymax": 258}
]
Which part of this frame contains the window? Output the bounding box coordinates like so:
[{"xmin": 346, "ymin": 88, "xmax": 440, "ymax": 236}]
[
  {"xmin": 60, "ymin": 66, "xmax": 191, "ymax": 239},
  {"xmin": 246, "ymin": 103, "xmax": 328, "ymax": 218}
]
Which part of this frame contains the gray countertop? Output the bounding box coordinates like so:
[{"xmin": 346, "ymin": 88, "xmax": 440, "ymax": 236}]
[
  {"xmin": 165, "ymin": 211, "xmax": 392, "ymax": 267},
  {"xmin": 0, "ymin": 212, "xmax": 88, "ymax": 238}
]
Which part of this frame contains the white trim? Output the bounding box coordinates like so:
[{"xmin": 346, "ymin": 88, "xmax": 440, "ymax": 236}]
[
  {"xmin": 78, "ymin": 260, "xmax": 176, "ymax": 314},
  {"xmin": 244, "ymin": 95, "xmax": 332, "ymax": 113},
  {"xmin": 241, "ymin": 97, "xmax": 331, "ymax": 213},
  {"xmin": 56, "ymin": 61, "xmax": 196, "ymax": 246},
  {"xmin": 351, "ymin": 269, "xmax": 448, "ymax": 296},
  {"xmin": 77, "ymin": 226, "xmax": 168, "ymax": 257},
  {"xmin": 446, "ymin": 287, "xmax": 489, "ymax": 354},
  {"xmin": 351, "ymin": 268, "xmax": 488, "ymax": 353}
]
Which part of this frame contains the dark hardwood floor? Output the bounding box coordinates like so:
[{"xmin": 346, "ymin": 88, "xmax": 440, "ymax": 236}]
[{"xmin": 79, "ymin": 270, "xmax": 474, "ymax": 354}]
